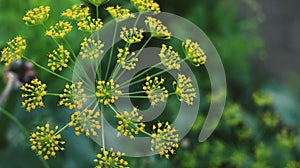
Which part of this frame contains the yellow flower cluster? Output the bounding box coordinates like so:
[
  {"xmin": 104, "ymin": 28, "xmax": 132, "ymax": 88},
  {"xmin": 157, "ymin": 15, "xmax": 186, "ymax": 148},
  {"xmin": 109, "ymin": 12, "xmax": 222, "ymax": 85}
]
[
  {"xmin": 143, "ymin": 76, "xmax": 168, "ymax": 106},
  {"xmin": 87, "ymin": 0, "xmax": 109, "ymax": 7},
  {"xmin": 79, "ymin": 38, "xmax": 104, "ymax": 60},
  {"xmin": 45, "ymin": 21, "xmax": 73, "ymax": 39},
  {"xmin": 159, "ymin": 44, "xmax": 181, "ymax": 70},
  {"xmin": 48, "ymin": 45, "xmax": 70, "ymax": 72},
  {"xmin": 173, "ymin": 74, "xmax": 196, "ymax": 105},
  {"xmin": 59, "ymin": 82, "xmax": 87, "ymax": 110},
  {"xmin": 94, "ymin": 148, "xmax": 129, "ymax": 168},
  {"xmin": 145, "ymin": 17, "xmax": 171, "ymax": 39},
  {"xmin": 69, "ymin": 109, "xmax": 101, "ymax": 136},
  {"xmin": 182, "ymin": 39, "xmax": 207, "ymax": 66},
  {"xmin": 120, "ymin": 27, "xmax": 144, "ymax": 44},
  {"xmin": 252, "ymin": 90, "xmax": 273, "ymax": 106},
  {"xmin": 95, "ymin": 80, "xmax": 122, "ymax": 105},
  {"xmin": 0, "ymin": 36, "xmax": 26, "ymax": 67},
  {"xmin": 21, "ymin": 78, "xmax": 47, "ymax": 112},
  {"xmin": 29, "ymin": 123, "xmax": 65, "ymax": 160},
  {"xmin": 276, "ymin": 128, "xmax": 298, "ymax": 148},
  {"xmin": 117, "ymin": 47, "xmax": 138, "ymax": 70},
  {"xmin": 61, "ymin": 5, "xmax": 89, "ymax": 21},
  {"xmin": 151, "ymin": 122, "xmax": 179, "ymax": 159},
  {"xmin": 23, "ymin": 6, "xmax": 50, "ymax": 25},
  {"xmin": 77, "ymin": 17, "xmax": 103, "ymax": 34},
  {"xmin": 115, "ymin": 107, "xmax": 145, "ymax": 139},
  {"xmin": 106, "ymin": 5, "xmax": 135, "ymax": 22},
  {"xmin": 130, "ymin": 0, "xmax": 160, "ymax": 13}
]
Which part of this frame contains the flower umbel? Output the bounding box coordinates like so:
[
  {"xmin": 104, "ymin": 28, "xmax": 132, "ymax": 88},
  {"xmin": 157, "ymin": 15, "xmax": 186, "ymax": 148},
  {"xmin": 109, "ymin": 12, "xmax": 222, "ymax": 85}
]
[
  {"xmin": 120, "ymin": 27, "xmax": 144, "ymax": 44},
  {"xmin": 145, "ymin": 17, "xmax": 171, "ymax": 39},
  {"xmin": 0, "ymin": 36, "xmax": 27, "ymax": 67},
  {"xmin": 23, "ymin": 6, "xmax": 51, "ymax": 25},
  {"xmin": 59, "ymin": 82, "xmax": 87, "ymax": 110},
  {"xmin": 130, "ymin": 0, "xmax": 160, "ymax": 13},
  {"xmin": 79, "ymin": 38, "xmax": 104, "ymax": 60},
  {"xmin": 45, "ymin": 21, "xmax": 73, "ymax": 39},
  {"xmin": 143, "ymin": 76, "xmax": 168, "ymax": 106},
  {"xmin": 94, "ymin": 148, "xmax": 129, "ymax": 168},
  {"xmin": 115, "ymin": 107, "xmax": 145, "ymax": 139},
  {"xmin": 173, "ymin": 74, "xmax": 196, "ymax": 105},
  {"xmin": 48, "ymin": 45, "xmax": 70, "ymax": 72},
  {"xmin": 61, "ymin": 5, "xmax": 90, "ymax": 21},
  {"xmin": 151, "ymin": 122, "xmax": 179, "ymax": 159},
  {"xmin": 95, "ymin": 80, "xmax": 122, "ymax": 105},
  {"xmin": 106, "ymin": 5, "xmax": 135, "ymax": 22},
  {"xmin": 117, "ymin": 47, "xmax": 138, "ymax": 70},
  {"xmin": 21, "ymin": 78, "xmax": 47, "ymax": 112},
  {"xmin": 159, "ymin": 44, "xmax": 181, "ymax": 70},
  {"xmin": 29, "ymin": 123, "xmax": 65, "ymax": 160},
  {"xmin": 182, "ymin": 39, "xmax": 207, "ymax": 66},
  {"xmin": 77, "ymin": 17, "xmax": 103, "ymax": 34}
]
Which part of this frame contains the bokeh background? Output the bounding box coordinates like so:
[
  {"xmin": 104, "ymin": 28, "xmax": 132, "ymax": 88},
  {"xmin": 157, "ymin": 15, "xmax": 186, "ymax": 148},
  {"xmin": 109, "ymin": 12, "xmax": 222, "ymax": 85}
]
[{"xmin": 0, "ymin": 0, "xmax": 299, "ymax": 167}]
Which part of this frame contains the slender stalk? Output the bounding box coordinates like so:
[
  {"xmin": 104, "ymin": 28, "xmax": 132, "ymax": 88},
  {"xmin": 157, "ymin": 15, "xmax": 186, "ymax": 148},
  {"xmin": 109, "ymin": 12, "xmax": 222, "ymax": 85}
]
[
  {"xmin": 46, "ymin": 93, "xmax": 60, "ymax": 96},
  {"xmin": 100, "ymin": 104, "xmax": 106, "ymax": 153},
  {"xmin": 105, "ymin": 22, "xmax": 118, "ymax": 80},
  {"xmin": 117, "ymin": 95, "xmax": 148, "ymax": 99}
]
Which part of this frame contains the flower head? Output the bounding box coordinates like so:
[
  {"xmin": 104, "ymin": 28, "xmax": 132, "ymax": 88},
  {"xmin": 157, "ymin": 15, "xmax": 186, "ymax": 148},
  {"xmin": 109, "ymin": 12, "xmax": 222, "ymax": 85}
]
[
  {"xmin": 0, "ymin": 36, "xmax": 26, "ymax": 67},
  {"xmin": 59, "ymin": 82, "xmax": 87, "ymax": 110},
  {"xmin": 21, "ymin": 78, "xmax": 47, "ymax": 112},
  {"xmin": 87, "ymin": 0, "xmax": 109, "ymax": 7},
  {"xmin": 106, "ymin": 5, "xmax": 135, "ymax": 22},
  {"xmin": 77, "ymin": 17, "xmax": 103, "ymax": 34},
  {"xmin": 29, "ymin": 123, "xmax": 65, "ymax": 160},
  {"xmin": 130, "ymin": 0, "xmax": 160, "ymax": 13},
  {"xmin": 182, "ymin": 39, "xmax": 207, "ymax": 66},
  {"xmin": 159, "ymin": 44, "xmax": 181, "ymax": 70},
  {"xmin": 173, "ymin": 74, "xmax": 196, "ymax": 105},
  {"xmin": 151, "ymin": 122, "xmax": 179, "ymax": 159},
  {"xmin": 143, "ymin": 76, "xmax": 168, "ymax": 106},
  {"xmin": 48, "ymin": 45, "xmax": 70, "ymax": 71},
  {"xmin": 115, "ymin": 107, "xmax": 145, "ymax": 139},
  {"xmin": 23, "ymin": 6, "xmax": 50, "ymax": 25},
  {"xmin": 94, "ymin": 148, "xmax": 129, "ymax": 168},
  {"xmin": 95, "ymin": 80, "xmax": 122, "ymax": 105},
  {"xmin": 145, "ymin": 17, "xmax": 171, "ymax": 39},
  {"xmin": 69, "ymin": 109, "xmax": 101, "ymax": 136},
  {"xmin": 79, "ymin": 38, "xmax": 104, "ymax": 60},
  {"xmin": 276, "ymin": 128, "xmax": 298, "ymax": 148},
  {"xmin": 120, "ymin": 27, "xmax": 144, "ymax": 44},
  {"xmin": 61, "ymin": 5, "xmax": 90, "ymax": 21},
  {"xmin": 45, "ymin": 21, "xmax": 73, "ymax": 39},
  {"xmin": 117, "ymin": 47, "xmax": 138, "ymax": 70},
  {"xmin": 252, "ymin": 90, "xmax": 273, "ymax": 106}
]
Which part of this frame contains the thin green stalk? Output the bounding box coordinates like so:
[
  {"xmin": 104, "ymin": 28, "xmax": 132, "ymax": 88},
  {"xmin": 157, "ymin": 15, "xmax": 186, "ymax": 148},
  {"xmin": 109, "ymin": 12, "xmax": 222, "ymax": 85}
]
[
  {"xmin": 105, "ymin": 23, "xmax": 118, "ymax": 80},
  {"xmin": 46, "ymin": 93, "xmax": 60, "ymax": 96},
  {"xmin": 100, "ymin": 104, "xmax": 106, "ymax": 153},
  {"xmin": 117, "ymin": 95, "xmax": 148, "ymax": 99}
]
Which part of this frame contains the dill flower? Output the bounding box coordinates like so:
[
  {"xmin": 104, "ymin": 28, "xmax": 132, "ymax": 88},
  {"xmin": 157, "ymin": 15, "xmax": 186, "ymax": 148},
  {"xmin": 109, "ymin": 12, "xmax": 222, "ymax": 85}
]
[
  {"xmin": 252, "ymin": 90, "xmax": 273, "ymax": 106},
  {"xmin": 276, "ymin": 128, "xmax": 298, "ymax": 148},
  {"xmin": 120, "ymin": 27, "xmax": 144, "ymax": 44},
  {"xmin": 45, "ymin": 21, "xmax": 73, "ymax": 39},
  {"xmin": 143, "ymin": 76, "xmax": 168, "ymax": 106},
  {"xmin": 130, "ymin": 0, "xmax": 160, "ymax": 13},
  {"xmin": 21, "ymin": 78, "xmax": 47, "ymax": 112},
  {"xmin": 59, "ymin": 82, "xmax": 87, "ymax": 110},
  {"xmin": 23, "ymin": 6, "xmax": 51, "ymax": 25},
  {"xmin": 94, "ymin": 148, "xmax": 129, "ymax": 168},
  {"xmin": 48, "ymin": 45, "xmax": 70, "ymax": 71},
  {"xmin": 151, "ymin": 122, "xmax": 179, "ymax": 159},
  {"xmin": 117, "ymin": 47, "xmax": 138, "ymax": 70},
  {"xmin": 0, "ymin": 36, "xmax": 27, "ymax": 67},
  {"xmin": 182, "ymin": 39, "xmax": 207, "ymax": 66},
  {"xmin": 77, "ymin": 16, "xmax": 103, "ymax": 34},
  {"xmin": 115, "ymin": 107, "xmax": 145, "ymax": 139},
  {"xmin": 95, "ymin": 80, "xmax": 122, "ymax": 105},
  {"xmin": 145, "ymin": 17, "xmax": 171, "ymax": 39},
  {"xmin": 159, "ymin": 44, "xmax": 181, "ymax": 70},
  {"xmin": 106, "ymin": 5, "xmax": 135, "ymax": 22},
  {"xmin": 87, "ymin": 0, "xmax": 109, "ymax": 7},
  {"xmin": 29, "ymin": 123, "xmax": 65, "ymax": 160},
  {"xmin": 69, "ymin": 109, "xmax": 101, "ymax": 136},
  {"xmin": 173, "ymin": 74, "xmax": 196, "ymax": 105},
  {"xmin": 61, "ymin": 5, "xmax": 90, "ymax": 21},
  {"xmin": 79, "ymin": 38, "xmax": 104, "ymax": 59}
]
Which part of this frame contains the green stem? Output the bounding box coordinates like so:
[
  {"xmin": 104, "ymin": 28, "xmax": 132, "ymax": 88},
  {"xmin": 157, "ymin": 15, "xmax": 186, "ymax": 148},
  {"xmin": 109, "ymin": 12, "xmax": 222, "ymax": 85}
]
[
  {"xmin": 46, "ymin": 93, "xmax": 60, "ymax": 96},
  {"xmin": 105, "ymin": 22, "xmax": 118, "ymax": 80},
  {"xmin": 117, "ymin": 95, "xmax": 148, "ymax": 99},
  {"xmin": 100, "ymin": 104, "xmax": 106, "ymax": 153},
  {"xmin": 55, "ymin": 122, "xmax": 70, "ymax": 136},
  {"xmin": 141, "ymin": 130, "xmax": 152, "ymax": 137}
]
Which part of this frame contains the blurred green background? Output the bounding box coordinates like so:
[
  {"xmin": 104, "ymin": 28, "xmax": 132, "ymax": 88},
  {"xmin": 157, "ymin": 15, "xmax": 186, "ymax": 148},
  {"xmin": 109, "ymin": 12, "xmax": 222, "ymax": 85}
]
[{"xmin": 0, "ymin": 0, "xmax": 299, "ymax": 167}]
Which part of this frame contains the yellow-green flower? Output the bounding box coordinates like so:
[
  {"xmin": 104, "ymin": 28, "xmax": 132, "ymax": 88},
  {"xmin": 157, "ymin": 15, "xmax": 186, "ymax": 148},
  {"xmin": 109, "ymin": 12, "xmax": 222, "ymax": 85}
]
[
  {"xmin": 117, "ymin": 47, "xmax": 138, "ymax": 70},
  {"xmin": 79, "ymin": 38, "xmax": 104, "ymax": 59},
  {"xmin": 21, "ymin": 78, "xmax": 47, "ymax": 112},
  {"xmin": 48, "ymin": 45, "xmax": 70, "ymax": 72},
  {"xmin": 106, "ymin": 5, "xmax": 135, "ymax": 22},
  {"xmin": 159, "ymin": 44, "xmax": 181, "ymax": 70},
  {"xmin": 252, "ymin": 90, "xmax": 273, "ymax": 106},
  {"xmin": 69, "ymin": 109, "xmax": 101, "ymax": 136},
  {"xmin": 130, "ymin": 0, "xmax": 160, "ymax": 13},
  {"xmin": 182, "ymin": 39, "xmax": 207, "ymax": 66},
  {"xmin": 173, "ymin": 74, "xmax": 196, "ymax": 105},
  {"xmin": 61, "ymin": 5, "xmax": 90, "ymax": 21},
  {"xmin": 45, "ymin": 21, "xmax": 73, "ymax": 39},
  {"xmin": 145, "ymin": 17, "xmax": 171, "ymax": 39},
  {"xmin": 143, "ymin": 76, "xmax": 168, "ymax": 106},
  {"xmin": 77, "ymin": 16, "xmax": 103, "ymax": 34},
  {"xmin": 120, "ymin": 27, "xmax": 144, "ymax": 44},
  {"xmin": 115, "ymin": 107, "xmax": 145, "ymax": 139},
  {"xmin": 29, "ymin": 123, "xmax": 65, "ymax": 160},
  {"xmin": 59, "ymin": 82, "xmax": 87, "ymax": 110},
  {"xmin": 94, "ymin": 148, "xmax": 129, "ymax": 168},
  {"xmin": 23, "ymin": 6, "xmax": 50, "ymax": 25},
  {"xmin": 151, "ymin": 122, "xmax": 179, "ymax": 159},
  {"xmin": 276, "ymin": 128, "xmax": 298, "ymax": 148},
  {"xmin": 87, "ymin": 0, "xmax": 109, "ymax": 7},
  {"xmin": 95, "ymin": 80, "xmax": 122, "ymax": 105},
  {"xmin": 0, "ymin": 36, "xmax": 27, "ymax": 67}
]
